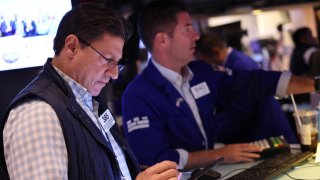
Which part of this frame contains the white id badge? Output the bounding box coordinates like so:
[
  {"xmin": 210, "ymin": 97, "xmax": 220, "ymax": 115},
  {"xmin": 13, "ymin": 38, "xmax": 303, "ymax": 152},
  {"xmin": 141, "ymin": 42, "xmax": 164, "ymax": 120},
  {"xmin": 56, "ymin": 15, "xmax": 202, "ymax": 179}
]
[
  {"xmin": 98, "ymin": 109, "xmax": 115, "ymax": 132},
  {"xmin": 190, "ymin": 82, "xmax": 210, "ymax": 99}
]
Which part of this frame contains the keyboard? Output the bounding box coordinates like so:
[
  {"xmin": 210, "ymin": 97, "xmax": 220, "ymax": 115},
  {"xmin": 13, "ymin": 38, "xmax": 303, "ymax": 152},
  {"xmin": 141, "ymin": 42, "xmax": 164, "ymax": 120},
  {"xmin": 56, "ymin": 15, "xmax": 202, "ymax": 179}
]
[{"xmin": 227, "ymin": 151, "xmax": 314, "ymax": 179}]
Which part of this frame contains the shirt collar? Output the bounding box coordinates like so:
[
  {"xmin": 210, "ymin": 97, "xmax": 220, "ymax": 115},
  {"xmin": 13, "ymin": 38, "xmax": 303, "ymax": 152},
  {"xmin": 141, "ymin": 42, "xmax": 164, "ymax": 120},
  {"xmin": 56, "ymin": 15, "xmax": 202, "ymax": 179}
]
[
  {"xmin": 53, "ymin": 65, "xmax": 94, "ymax": 111},
  {"xmin": 151, "ymin": 58, "xmax": 193, "ymax": 87}
]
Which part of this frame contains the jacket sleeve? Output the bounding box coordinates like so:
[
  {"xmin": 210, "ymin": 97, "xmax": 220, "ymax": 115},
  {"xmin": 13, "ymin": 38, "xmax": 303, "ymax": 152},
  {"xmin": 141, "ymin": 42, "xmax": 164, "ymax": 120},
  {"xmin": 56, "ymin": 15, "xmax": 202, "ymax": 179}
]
[
  {"xmin": 122, "ymin": 86, "xmax": 180, "ymax": 166},
  {"xmin": 208, "ymin": 70, "xmax": 282, "ymax": 101}
]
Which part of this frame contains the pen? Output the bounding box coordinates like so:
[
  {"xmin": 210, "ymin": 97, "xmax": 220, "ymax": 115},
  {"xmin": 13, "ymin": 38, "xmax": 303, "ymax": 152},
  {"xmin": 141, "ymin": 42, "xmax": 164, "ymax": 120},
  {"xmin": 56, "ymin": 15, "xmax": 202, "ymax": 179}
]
[
  {"xmin": 140, "ymin": 165, "xmax": 193, "ymax": 173},
  {"xmin": 140, "ymin": 157, "xmax": 224, "ymax": 174}
]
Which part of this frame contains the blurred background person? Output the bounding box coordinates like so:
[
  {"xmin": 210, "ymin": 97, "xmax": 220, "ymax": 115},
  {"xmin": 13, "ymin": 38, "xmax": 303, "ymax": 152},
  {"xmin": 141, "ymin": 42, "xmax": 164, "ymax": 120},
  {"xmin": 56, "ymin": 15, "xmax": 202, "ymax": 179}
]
[
  {"xmin": 106, "ymin": 11, "xmax": 148, "ymax": 119},
  {"xmin": 195, "ymin": 32, "xmax": 297, "ymax": 144},
  {"xmin": 290, "ymin": 26, "xmax": 319, "ymax": 76},
  {"xmin": 290, "ymin": 27, "xmax": 319, "ymax": 104}
]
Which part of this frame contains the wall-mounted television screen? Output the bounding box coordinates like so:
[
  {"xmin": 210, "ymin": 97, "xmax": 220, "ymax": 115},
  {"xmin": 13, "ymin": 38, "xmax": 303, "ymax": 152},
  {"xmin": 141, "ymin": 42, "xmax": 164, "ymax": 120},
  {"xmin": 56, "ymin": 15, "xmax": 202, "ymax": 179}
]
[{"xmin": 0, "ymin": 0, "xmax": 72, "ymax": 71}]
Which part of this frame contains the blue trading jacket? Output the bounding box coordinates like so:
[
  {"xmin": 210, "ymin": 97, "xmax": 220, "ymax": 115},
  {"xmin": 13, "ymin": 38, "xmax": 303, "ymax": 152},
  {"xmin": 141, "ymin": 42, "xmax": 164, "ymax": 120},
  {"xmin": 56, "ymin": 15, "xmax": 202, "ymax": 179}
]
[
  {"xmin": 122, "ymin": 60, "xmax": 281, "ymax": 166},
  {"xmin": 216, "ymin": 49, "xmax": 297, "ymax": 144}
]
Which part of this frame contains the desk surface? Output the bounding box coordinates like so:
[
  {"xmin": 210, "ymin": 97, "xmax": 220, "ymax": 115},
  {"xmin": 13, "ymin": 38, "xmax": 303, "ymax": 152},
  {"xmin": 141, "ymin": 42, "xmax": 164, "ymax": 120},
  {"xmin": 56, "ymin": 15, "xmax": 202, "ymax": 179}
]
[
  {"xmin": 180, "ymin": 144, "xmax": 320, "ymax": 180},
  {"xmin": 213, "ymin": 144, "xmax": 320, "ymax": 179}
]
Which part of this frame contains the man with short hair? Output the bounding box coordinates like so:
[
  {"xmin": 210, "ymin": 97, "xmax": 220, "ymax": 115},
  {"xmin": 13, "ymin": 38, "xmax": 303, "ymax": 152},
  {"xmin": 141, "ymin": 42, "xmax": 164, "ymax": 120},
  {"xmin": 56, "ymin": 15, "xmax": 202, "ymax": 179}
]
[
  {"xmin": 290, "ymin": 27, "xmax": 320, "ymax": 104},
  {"xmin": 0, "ymin": 3, "xmax": 179, "ymax": 180},
  {"xmin": 195, "ymin": 32, "xmax": 297, "ymax": 144},
  {"xmin": 122, "ymin": 0, "xmax": 315, "ymax": 170},
  {"xmin": 290, "ymin": 27, "xmax": 319, "ymax": 76}
]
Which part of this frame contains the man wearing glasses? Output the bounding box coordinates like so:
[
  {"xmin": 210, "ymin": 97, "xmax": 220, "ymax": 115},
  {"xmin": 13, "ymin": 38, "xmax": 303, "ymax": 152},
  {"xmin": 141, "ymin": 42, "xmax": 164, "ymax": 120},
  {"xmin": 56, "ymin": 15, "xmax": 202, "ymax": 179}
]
[{"xmin": 0, "ymin": 3, "xmax": 179, "ymax": 180}]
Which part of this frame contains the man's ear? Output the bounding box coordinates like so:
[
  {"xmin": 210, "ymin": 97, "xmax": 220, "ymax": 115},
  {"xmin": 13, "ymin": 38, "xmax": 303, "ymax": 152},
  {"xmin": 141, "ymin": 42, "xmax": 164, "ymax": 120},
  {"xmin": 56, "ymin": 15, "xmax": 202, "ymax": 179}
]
[
  {"xmin": 211, "ymin": 47, "xmax": 226, "ymax": 65},
  {"xmin": 65, "ymin": 35, "xmax": 78, "ymax": 56},
  {"xmin": 212, "ymin": 47, "xmax": 223, "ymax": 59},
  {"xmin": 211, "ymin": 47, "xmax": 220, "ymax": 57},
  {"xmin": 154, "ymin": 32, "xmax": 169, "ymax": 48}
]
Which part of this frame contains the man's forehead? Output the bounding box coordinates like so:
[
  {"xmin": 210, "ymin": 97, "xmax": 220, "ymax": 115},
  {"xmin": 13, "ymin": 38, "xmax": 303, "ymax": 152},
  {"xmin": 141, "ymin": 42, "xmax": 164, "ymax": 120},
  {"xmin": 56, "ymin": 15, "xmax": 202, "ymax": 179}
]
[{"xmin": 176, "ymin": 12, "xmax": 193, "ymax": 25}]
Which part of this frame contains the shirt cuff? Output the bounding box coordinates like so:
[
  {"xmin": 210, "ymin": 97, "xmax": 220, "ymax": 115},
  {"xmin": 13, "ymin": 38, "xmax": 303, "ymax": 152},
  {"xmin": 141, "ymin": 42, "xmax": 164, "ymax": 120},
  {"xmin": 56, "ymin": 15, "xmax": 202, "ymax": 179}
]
[
  {"xmin": 176, "ymin": 148, "xmax": 189, "ymax": 168},
  {"xmin": 276, "ymin": 71, "xmax": 292, "ymax": 97}
]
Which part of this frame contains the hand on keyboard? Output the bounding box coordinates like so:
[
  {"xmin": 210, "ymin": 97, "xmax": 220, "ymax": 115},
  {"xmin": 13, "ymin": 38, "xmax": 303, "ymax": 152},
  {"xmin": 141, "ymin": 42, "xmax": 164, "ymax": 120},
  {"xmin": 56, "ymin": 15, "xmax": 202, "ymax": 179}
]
[{"xmin": 214, "ymin": 143, "xmax": 262, "ymax": 163}]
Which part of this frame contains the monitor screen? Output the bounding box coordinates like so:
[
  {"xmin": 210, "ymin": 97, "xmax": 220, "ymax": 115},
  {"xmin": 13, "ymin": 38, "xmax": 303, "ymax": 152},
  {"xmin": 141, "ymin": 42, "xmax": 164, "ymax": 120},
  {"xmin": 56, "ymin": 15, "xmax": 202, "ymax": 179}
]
[{"xmin": 0, "ymin": 0, "xmax": 72, "ymax": 71}]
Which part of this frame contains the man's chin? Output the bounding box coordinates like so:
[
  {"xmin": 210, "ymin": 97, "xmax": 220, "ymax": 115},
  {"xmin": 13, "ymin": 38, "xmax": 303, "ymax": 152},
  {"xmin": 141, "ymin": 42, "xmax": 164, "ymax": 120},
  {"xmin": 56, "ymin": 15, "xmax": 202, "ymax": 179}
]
[
  {"xmin": 190, "ymin": 54, "xmax": 196, "ymax": 61},
  {"xmin": 89, "ymin": 88, "xmax": 103, "ymax": 97}
]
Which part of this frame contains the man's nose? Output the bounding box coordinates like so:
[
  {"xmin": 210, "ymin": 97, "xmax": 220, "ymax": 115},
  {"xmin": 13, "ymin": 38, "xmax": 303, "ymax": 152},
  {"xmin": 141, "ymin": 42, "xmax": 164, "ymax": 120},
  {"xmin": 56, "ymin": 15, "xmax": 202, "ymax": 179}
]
[
  {"xmin": 192, "ymin": 28, "xmax": 200, "ymax": 40},
  {"xmin": 107, "ymin": 66, "xmax": 119, "ymax": 80}
]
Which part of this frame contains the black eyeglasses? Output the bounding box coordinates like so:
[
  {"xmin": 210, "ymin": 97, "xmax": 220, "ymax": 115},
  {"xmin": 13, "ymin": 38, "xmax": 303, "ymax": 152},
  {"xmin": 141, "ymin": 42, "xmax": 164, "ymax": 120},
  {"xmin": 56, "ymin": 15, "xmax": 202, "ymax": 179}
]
[{"xmin": 77, "ymin": 37, "xmax": 125, "ymax": 72}]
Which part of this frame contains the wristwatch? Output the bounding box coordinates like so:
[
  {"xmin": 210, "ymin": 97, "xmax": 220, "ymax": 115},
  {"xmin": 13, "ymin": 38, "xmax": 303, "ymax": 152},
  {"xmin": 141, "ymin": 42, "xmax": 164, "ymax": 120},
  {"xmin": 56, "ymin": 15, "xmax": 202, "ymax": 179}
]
[{"xmin": 314, "ymin": 76, "xmax": 320, "ymax": 93}]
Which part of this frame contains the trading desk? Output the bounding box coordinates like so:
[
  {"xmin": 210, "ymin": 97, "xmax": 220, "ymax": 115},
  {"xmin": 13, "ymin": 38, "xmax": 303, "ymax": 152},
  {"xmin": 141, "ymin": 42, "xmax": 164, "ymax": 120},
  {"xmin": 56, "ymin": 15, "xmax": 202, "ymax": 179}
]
[{"xmin": 213, "ymin": 144, "xmax": 320, "ymax": 179}]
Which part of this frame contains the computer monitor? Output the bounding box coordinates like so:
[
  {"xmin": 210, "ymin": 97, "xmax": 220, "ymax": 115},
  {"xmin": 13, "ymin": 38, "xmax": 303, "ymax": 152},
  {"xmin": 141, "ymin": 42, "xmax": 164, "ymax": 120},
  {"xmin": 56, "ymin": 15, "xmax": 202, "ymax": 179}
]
[
  {"xmin": 0, "ymin": 0, "xmax": 73, "ymax": 71},
  {"xmin": 0, "ymin": 0, "xmax": 74, "ymax": 117}
]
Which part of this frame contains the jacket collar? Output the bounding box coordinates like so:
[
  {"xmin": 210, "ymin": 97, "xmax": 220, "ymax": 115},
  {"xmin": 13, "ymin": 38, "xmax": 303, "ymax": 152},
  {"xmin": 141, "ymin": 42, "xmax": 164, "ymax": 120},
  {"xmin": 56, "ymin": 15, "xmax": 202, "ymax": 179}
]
[{"xmin": 142, "ymin": 60, "xmax": 201, "ymax": 119}]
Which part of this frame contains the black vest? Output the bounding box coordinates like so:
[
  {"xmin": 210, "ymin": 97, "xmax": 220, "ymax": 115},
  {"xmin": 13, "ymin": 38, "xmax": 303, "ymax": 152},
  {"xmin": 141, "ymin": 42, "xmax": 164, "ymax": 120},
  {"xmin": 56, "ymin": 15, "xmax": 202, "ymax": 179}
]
[{"xmin": 0, "ymin": 59, "xmax": 139, "ymax": 180}]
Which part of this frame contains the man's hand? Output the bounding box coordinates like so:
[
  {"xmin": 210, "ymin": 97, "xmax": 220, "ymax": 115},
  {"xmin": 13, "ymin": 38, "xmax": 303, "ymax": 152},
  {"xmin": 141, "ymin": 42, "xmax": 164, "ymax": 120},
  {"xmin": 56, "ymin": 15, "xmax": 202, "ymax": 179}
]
[
  {"xmin": 136, "ymin": 161, "xmax": 180, "ymax": 180},
  {"xmin": 215, "ymin": 143, "xmax": 262, "ymax": 163}
]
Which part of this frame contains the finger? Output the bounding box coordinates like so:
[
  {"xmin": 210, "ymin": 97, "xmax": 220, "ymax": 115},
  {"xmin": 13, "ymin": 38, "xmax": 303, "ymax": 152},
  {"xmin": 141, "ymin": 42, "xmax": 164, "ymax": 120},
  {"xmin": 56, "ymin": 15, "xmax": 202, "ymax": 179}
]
[
  {"xmin": 240, "ymin": 144, "xmax": 262, "ymax": 152},
  {"xmin": 168, "ymin": 178, "xmax": 178, "ymax": 180},
  {"xmin": 241, "ymin": 152, "xmax": 261, "ymax": 159},
  {"xmin": 236, "ymin": 157, "xmax": 256, "ymax": 162},
  {"xmin": 240, "ymin": 143, "xmax": 260, "ymax": 148},
  {"xmin": 146, "ymin": 161, "xmax": 178, "ymax": 174},
  {"xmin": 157, "ymin": 168, "xmax": 179, "ymax": 180}
]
